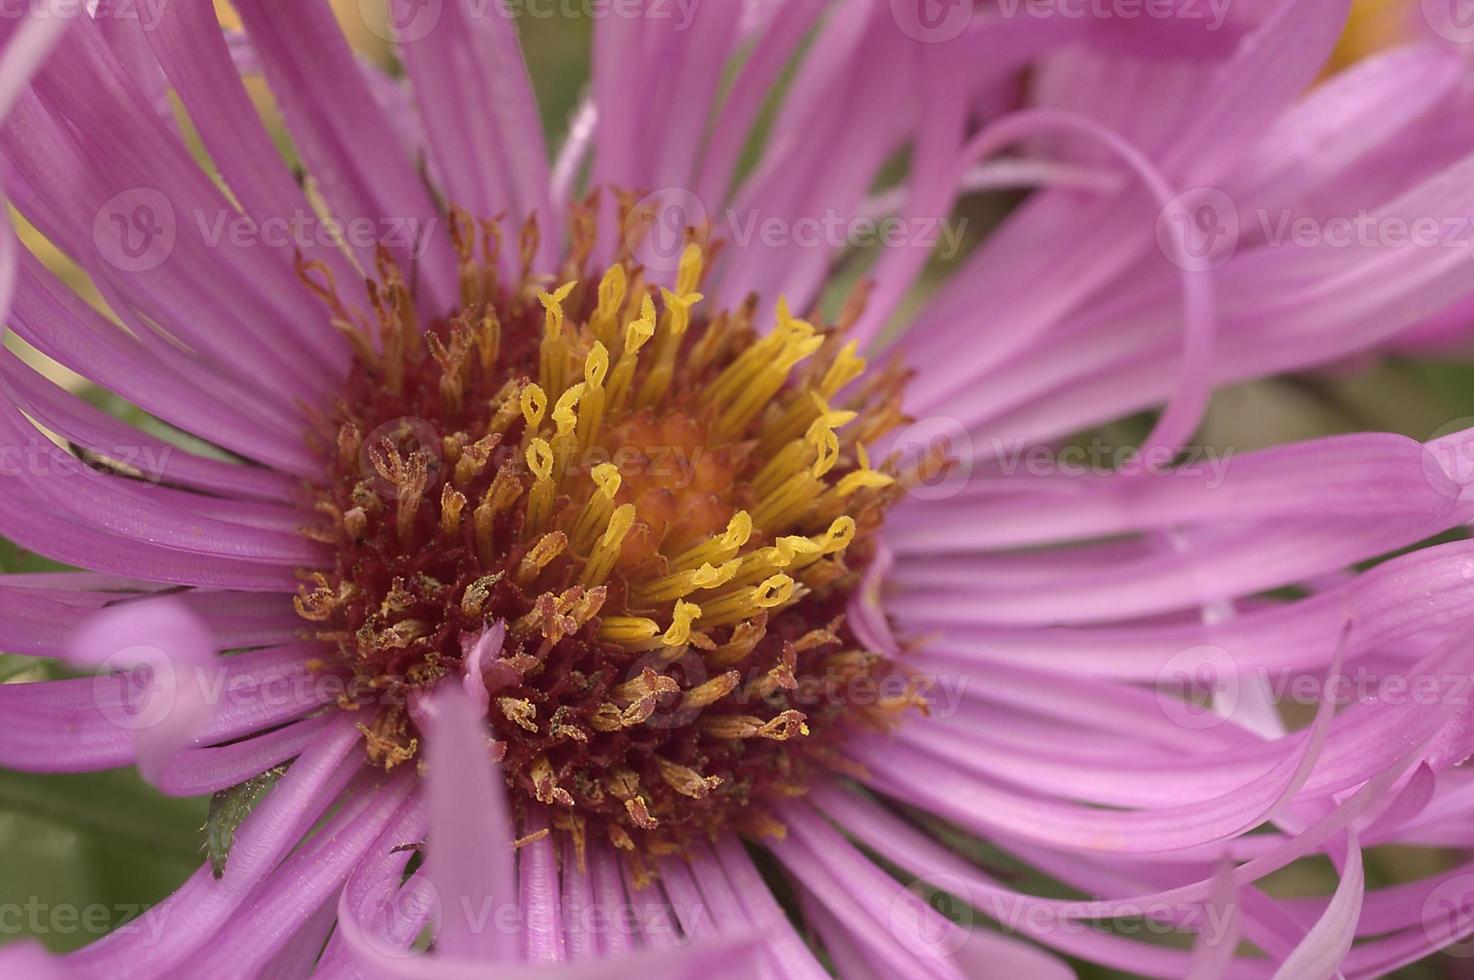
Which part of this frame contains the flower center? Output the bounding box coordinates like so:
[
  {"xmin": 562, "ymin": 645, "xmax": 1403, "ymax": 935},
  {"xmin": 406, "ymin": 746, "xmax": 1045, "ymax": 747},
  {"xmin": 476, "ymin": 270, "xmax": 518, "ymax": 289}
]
[{"xmin": 295, "ymin": 204, "xmax": 918, "ymax": 859}]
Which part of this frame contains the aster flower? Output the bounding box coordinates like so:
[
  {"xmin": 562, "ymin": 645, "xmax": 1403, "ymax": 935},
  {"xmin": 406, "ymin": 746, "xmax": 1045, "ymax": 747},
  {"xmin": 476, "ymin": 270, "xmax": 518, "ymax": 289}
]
[{"xmin": 4, "ymin": 1, "xmax": 1474, "ymax": 978}]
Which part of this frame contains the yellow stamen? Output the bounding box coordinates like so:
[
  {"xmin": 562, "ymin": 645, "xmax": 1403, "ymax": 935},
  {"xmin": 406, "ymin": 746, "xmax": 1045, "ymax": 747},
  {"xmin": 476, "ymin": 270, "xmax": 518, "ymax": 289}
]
[
  {"xmin": 590, "ymin": 263, "xmax": 628, "ymax": 350},
  {"xmin": 598, "ymin": 616, "xmax": 660, "ymax": 644},
  {"xmin": 581, "ymin": 503, "xmax": 635, "ymax": 587},
  {"xmin": 538, "ymin": 280, "xmax": 578, "ymax": 397},
  {"xmin": 578, "ymin": 343, "xmax": 610, "ymax": 451},
  {"xmin": 675, "ymin": 242, "xmax": 704, "ymax": 298},
  {"xmin": 699, "ymin": 574, "xmax": 796, "ymax": 628},
  {"xmin": 525, "ymin": 439, "xmax": 556, "ymax": 535},
  {"xmin": 669, "ymin": 511, "xmax": 753, "ymax": 570},
  {"xmin": 520, "ymin": 383, "xmax": 548, "ymax": 435},
  {"xmin": 605, "ymin": 295, "xmax": 656, "ymax": 413},
  {"xmin": 570, "ymin": 462, "xmax": 622, "ymax": 551},
  {"xmin": 661, "ymin": 600, "xmax": 702, "ymax": 647}
]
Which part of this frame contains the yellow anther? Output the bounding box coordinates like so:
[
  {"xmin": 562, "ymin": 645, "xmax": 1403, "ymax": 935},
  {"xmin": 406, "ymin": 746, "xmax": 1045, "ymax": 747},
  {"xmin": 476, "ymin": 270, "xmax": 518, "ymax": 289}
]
[
  {"xmin": 584, "ymin": 343, "xmax": 610, "ymax": 389},
  {"xmin": 578, "ymin": 346, "xmax": 609, "ymax": 450},
  {"xmin": 521, "ymin": 383, "xmax": 548, "ymax": 431},
  {"xmin": 661, "ymin": 600, "xmax": 702, "ymax": 647},
  {"xmin": 809, "ymin": 424, "xmax": 841, "ymax": 479},
  {"xmin": 782, "ymin": 517, "xmax": 857, "ymax": 577},
  {"xmin": 754, "ymin": 574, "xmax": 795, "ymax": 608},
  {"xmin": 516, "ymin": 531, "xmax": 568, "ymax": 586},
  {"xmin": 676, "ymin": 242, "xmax": 704, "ymax": 298},
  {"xmin": 571, "ymin": 463, "xmax": 623, "ymax": 550},
  {"xmin": 630, "ymin": 559, "xmax": 740, "ymax": 605},
  {"xmin": 820, "ymin": 341, "xmax": 866, "ymax": 398},
  {"xmin": 552, "ymin": 384, "xmax": 584, "ymax": 438},
  {"xmin": 581, "ymin": 503, "xmax": 635, "ymax": 586},
  {"xmin": 598, "ymin": 616, "xmax": 660, "ymax": 644},
  {"xmin": 525, "ymin": 438, "xmax": 556, "ymax": 533},
  {"xmin": 592, "ymin": 462, "xmax": 621, "ymax": 498},
  {"xmin": 591, "ymin": 264, "xmax": 627, "ymax": 348},
  {"xmin": 836, "ymin": 443, "xmax": 896, "ymax": 497},
  {"xmin": 638, "ymin": 288, "xmax": 703, "ymax": 407},
  {"xmin": 538, "ymin": 280, "xmax": 577, "ymax": 332},
  {"xmin": 669, "ymin": 511, "xmax": 754, "ymax": 571},
  {"xmin": 722, "ymin": 512, "xmax": 753, "ymax": 548},
  {"xmin": 816, "ymin": 515, "xmax": 856, "ymax": 554},
  {"xmin": 699, "ymin": 574, "xmax": 798, "ymax": 627},
  {"xmin": 606, "ymin": 296, "xmax": 657, "ymax": 413},
  {"xmin": 526, "ymin": 439, "xmax": 554, "ymax": 481},
  {"xmin": 691, "ymin": 560, "xmax": 740, "ymax": 590},
  {"xmin": 601, "ymin": 503, "xmax": 634, "ymax": 546},
  {"xmin": 538, "ymin": 280, "xmax": 578, "ymax": 395}
]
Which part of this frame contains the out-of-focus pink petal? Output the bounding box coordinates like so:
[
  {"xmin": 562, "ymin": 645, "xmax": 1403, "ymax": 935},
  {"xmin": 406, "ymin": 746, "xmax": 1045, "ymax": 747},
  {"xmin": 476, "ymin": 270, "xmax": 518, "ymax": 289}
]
[
  {"xmin": 424, "ymin": 683, "xmax": 518, "ymax": 962},
  {"xmin": 67, "ymin": 596, "xmax": 218, "ymax": 785}
]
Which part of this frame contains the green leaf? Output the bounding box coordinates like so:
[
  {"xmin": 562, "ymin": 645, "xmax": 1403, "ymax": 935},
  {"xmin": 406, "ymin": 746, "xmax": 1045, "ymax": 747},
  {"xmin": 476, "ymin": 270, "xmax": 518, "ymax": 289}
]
[
  {"xmin": 0, "ymin": 767, "xmax": 207, "ymax": 951},
  {"xmin": 204, "ymin": 764, "xmax": 288, "ymax": 879}
]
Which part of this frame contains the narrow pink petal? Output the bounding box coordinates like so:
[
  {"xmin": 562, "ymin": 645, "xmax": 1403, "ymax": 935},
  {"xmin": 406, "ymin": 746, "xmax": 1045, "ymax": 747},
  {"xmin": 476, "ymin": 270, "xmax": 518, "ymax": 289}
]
[
  {"xmin": 393, "ymin": 0, "xmax": 554, "ymax": 270},
  {"xmin": 424, "ymin": 683, "xmax": 518, "ymax": 961},
  {"xmin": 232, "ymin": 0, "xmax": 457, "ymax": 314},
  {"xmin": 66, "ymin": 713, "xmax": 368, "ymax": 974},
  {"xmin": 519, "ymin": 805, "xmax": 565, "ymax": 963},
  {"xmin": 181, "ymin": 771, "xmax": 416, "ymax": 977},
  {"xmin": 1271, "ymin": 833, "xmax": 1363, "ymax": 979},
  {"xmin": 1185, "ymin": 863, "xmax": 1242, "ymax": 980}
]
